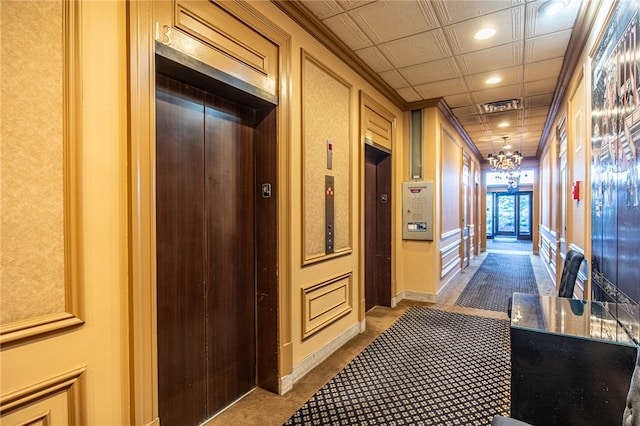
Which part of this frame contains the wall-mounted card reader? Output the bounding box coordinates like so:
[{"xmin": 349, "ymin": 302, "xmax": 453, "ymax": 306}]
[
  {"xmin": 327, "ymin": 140, "xmax": 333, "ymax": 170},
  {"xmin": 261, "ymin": 183, "xmax": 271, "ymax": 198},
  {"xmin": 402, "ymin": 181, "xmax": 433, "ymax": 241},
  {"xmin": 325, "ymin": 175, "xmax": 334, "ymax": 254}
]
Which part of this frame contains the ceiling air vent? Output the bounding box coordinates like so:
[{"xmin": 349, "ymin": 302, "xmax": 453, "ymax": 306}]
[{"xmin": 477, "ymin": 98, "xmax": 523, "ymax": 114}]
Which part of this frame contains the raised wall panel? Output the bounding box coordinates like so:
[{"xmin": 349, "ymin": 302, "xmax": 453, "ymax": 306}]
[
  {"xmin": 440, "ymin": 127, "xmax": 462, "ymax": 237},
  {"xmin": 302, "ymin": 51, "xmax": 352, "ymax": 264},
  {"xmin": 302, "ymin": 274, "xmax": 353, "ymax": 339},
  {"xmin": 0, "ymin": 0, "xmax": 83, "ymax": 345},
  {"xmin": 363, "ymin": 105, "xmax": 393, "ymax": 150}
]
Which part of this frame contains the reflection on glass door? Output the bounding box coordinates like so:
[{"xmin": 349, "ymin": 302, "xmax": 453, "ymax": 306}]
[
  {"xmin": 486, "ymin": 195, "xmax": 493, "ymax": 237},
  {"xmin": 496, "ymin": 193, "xmax": 516, "ymax": 235},
  {"xmin": 519, "ymin": 192, "xmax": 531, "ymax": 236}
]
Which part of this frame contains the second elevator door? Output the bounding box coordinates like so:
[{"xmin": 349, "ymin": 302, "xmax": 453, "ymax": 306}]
[{"xmin": 156, "ymin": 74, "xmax": 256, "ymax": 426}]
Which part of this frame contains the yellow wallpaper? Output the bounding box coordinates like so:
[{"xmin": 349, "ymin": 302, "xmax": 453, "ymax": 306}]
[
  {"xmin": 302, "ymin": 52, "xmax": 351, "ymax": 262},
  {"xmin": 1, "ymin": 1, "xmax": 65, "ymax": 323}
]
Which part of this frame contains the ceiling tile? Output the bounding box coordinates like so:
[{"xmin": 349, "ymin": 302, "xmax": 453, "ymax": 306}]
[
  {"xmin": 323, "ymin": 12, "xmax": 373, "ymax": 50},
  {"xmin": 443, "ymin": 6, "xmax": 524, "ymax": 55},
  {"xmin": 431, "ymin": 0, "xmax": 524, "ymax": 26},
  {"xmin": 399, "ymin": 58, "xmax": 461, "ymax": 86},
  {"xmin": 526, "ymin": 0, "xmax": 581, "ymax": 38},
  {"xmin": 526, "ymin": 93, "xmax": 554, "ymax": 108},
  {"xmin": 522, "ymin": 107, "xmax": 549, "ymax": 120},
  {"xmin": 457, "ymin": 42, "xmax": 523, "ymax": 74},
  {"xmin": 414, "ymin": 77, "xmax": 467, "ymax": 99},
  {"xmin": 397, "ymin": 86, "xmax": 422, "ymax": 103},
  {"xmin": 340, "ymin": 1, "xmax": 376, "ymax": 11},
  {"xmin": 524, "ymin": 57, "xmax": 564, "ymax": 81},
  {"xmin": 471, "ymin": 84, "xmax": 523, "ymax": 104},
  {"xmin": 444, "ymin": 93, "xmax": 474, "ymax": 109},
  {"xmin": 379, "ymin": 69, "xmax": 410, "ymax": 89},
  {"xmin": 300, "ymin": 0, "xmax": 345, "ymax": 20},
  {"xmin": 348, "ymin": 0, "xmax": 439, "ymax": 44},
  {"xmin": 464, "ymin": 66, "xmax": 522, "ymax": 92},
  {"xmin": 525, "ymin": 30, "xmax": 572, "ymax": 63},
  {"xmin": 524, "ymin": 78, "xmax": 557, "ymax": 97},
  {"xmin": 355, "ymin": 46, "xmax": 394, "ymax": 72},
  {"xmin": 379, "ymin": 29, "xmax": 451, "ymax": 68}
]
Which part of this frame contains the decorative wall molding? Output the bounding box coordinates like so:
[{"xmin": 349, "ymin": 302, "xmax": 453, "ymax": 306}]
[
  {"xmin": 0, "ymin": 366, "xmax": 85, "ymax": 417},
  {"xmin": 301, "ymin": 273, "xmax": 353, "ymax": 339}
]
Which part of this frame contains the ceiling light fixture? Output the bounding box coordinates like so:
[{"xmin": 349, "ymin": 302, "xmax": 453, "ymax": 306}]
[
  {"xmin": 539, "ymin": 0, "xmax": 569, "ymax": 16},
  {"xmin": 486, "ymin": 77, "xmax": 502, "ymax": 85},
  {"xmin": 475, "ymin": 28, "xmax": 496, "ymax": 40},
  {"xmin": 487, "ymin": 136, "xmax": 522, "ymax": 177},
  {"xmin": 498, "ymin": 121, "xmax": 509, "ymax": 128}
]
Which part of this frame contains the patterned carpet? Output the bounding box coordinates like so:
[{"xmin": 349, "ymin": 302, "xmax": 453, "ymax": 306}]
[
  {"xmin": 455, "ymin": 253, "xmax": 538, "ymax": 312},
  {"xmin": 284, "ymin": 306, "xmax": 510, "ymax": 425}
]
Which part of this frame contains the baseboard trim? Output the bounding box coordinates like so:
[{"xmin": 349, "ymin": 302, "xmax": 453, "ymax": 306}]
[
  {"xmin": 395, "ymin": 290, "xmax": 437, "ymax": 304},
  {"xmin": 280, "ymin": 321, "xmax": 361, "ymax": 394}
]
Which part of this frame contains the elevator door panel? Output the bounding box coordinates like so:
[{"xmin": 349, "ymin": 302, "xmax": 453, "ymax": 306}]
[
  {"xmin": 156, "ymin": 75, "xmax": 256, "ymax": 426},
  {"xmin": 364, "ymin": 145, "xmax": 391, "ymax": 311},
  {"xmin": 156, "ymin": 75, "xmax": 207, "ymax": 426},
  {"xmin": 204, "ymin": 93, "xmax": 256, "ymax": 414}
]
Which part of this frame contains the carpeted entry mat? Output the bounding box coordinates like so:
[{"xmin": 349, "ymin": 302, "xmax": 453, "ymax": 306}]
[
  {"xmin": 284, "ymin": 306, "xmax": 510, "ymax": 425},
  {"xmin": 455, "ymin": 253, "xmax": 538, "ymax": 312}
]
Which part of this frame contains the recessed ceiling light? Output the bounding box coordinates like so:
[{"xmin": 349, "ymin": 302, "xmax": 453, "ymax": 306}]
[
  {"xmin": 498, "ymin": 122, "xmax": 509, "ymax": 128},
  {"xmin": 475, "ymin": 28, "xmax": 496, "ymax": 40},
  {"xmin": 539, "ymin": 0, "xmax": 568, "ymax": 16},
  {"xmin": 486, "ymin": 77, "xmax": 502, "ymax": 85}
]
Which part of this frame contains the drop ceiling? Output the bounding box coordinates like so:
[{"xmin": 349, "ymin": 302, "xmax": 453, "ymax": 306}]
[{"xmin": 282, "ymin": 0, "xmax": 585, "ymax": 162}]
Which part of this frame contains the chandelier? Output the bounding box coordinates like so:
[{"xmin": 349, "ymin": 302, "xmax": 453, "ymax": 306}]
[{"xmin": 487, "ymin": 136, "xmax": 522, "ymax": 176}]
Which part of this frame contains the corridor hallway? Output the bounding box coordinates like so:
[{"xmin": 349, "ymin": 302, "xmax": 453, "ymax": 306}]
[{"xmin": 205, "ymin": 252, "xmax": 555, "ymax": 425}]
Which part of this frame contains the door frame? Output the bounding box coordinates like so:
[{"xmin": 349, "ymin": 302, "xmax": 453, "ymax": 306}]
[
  {"xmin": 127, "ymin": 2, "xmax": 292, "ymax": 424},
  {"xmin": 488, "ymin": 191, "xmax": 533, "ymax": 240},
  {"xmin": 364, "ymin": 144, "xmax": 392, "ymax": 311},
  {"xmin": 359, "ymin": 92, "xmax": 396, "ymax": 315}
]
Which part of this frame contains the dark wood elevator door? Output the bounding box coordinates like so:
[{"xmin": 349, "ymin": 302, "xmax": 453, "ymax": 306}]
[
  {"xmin": 364, "ymin": 145, "xmax": 391, "ymax": 311},
  {"xmin": 156, "ymin": 74, "xmax": 256, "ymax": 426}
]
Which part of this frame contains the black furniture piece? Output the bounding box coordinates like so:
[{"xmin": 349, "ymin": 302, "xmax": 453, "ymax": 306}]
[
  {"xmin": 558, "ymin": 249, "xmax": 585, "ymax": 298},
  {"xmin": 494, "ymin": 345, "xmax": 640, "ymax": 425},
  {"xmin": 508, "ymin": 249, "xmax": 584, "ymax": 318},
  {"xmin": 507, "ymin": 293, "xmax": 638, "ymax": 425}
]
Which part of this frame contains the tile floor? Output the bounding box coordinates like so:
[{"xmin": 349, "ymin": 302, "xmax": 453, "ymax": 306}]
[{"xmin": 204, "ymin": 250, "xmax": 555, "ymax": 425}]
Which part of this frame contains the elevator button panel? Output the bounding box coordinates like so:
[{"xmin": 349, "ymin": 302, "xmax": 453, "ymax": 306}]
[{"xmin": 325, "ymin": 175, "xmax": 334, "ymax": 254}]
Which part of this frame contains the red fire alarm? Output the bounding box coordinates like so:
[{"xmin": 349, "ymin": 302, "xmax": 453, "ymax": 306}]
[{"xmin": 572, "ymin": 181, "xmax": 581, "ymax": 201}]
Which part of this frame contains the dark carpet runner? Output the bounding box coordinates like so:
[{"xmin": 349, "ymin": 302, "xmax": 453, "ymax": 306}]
[
  {"xmin": 284, "ymin": 306, "xmax": 510, "ymax": 425},
  {"xmin": 454, "ymin": 253, "xmax": 539, "ymax": 312}
]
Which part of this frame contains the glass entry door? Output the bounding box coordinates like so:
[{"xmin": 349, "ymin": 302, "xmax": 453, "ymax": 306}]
[
  {"xmin": 518, "ymin": 192, "xmax": 532, "ymax": 237},
  {"xmin": 488, "ymin": 191, "xmax": 532, "ymax": 239}
]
